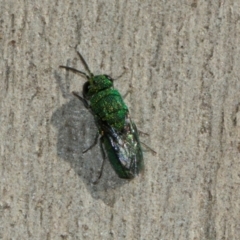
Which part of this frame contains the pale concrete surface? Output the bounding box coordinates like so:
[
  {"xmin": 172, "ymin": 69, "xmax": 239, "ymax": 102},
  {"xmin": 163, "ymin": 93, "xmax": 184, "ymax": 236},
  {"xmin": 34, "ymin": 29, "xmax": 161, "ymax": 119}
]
[{"xmin": 1, "ymin": 0, "xmax": 240, "ymax": 239}]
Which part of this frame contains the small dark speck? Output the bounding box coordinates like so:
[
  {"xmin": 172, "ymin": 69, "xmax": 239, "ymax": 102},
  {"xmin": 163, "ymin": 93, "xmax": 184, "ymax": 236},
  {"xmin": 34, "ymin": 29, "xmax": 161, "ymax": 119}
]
[
  {"xmin": 208, "ymin": 190, "xmax": 212, "ymax": 201},
  {"xmin": 191, "ymin": 0, "xmax": 198, "ymax": 8},
  {"xmin": 9, "ymin": 40, "xmax": 16, "ymax": 46},
  {"xmin": 237, "ymin": 142, "xmax": 240, "ymax": 152},
  {"xmin": 82, "ymin": 224, "xmax": 89, "ymax": 231}
]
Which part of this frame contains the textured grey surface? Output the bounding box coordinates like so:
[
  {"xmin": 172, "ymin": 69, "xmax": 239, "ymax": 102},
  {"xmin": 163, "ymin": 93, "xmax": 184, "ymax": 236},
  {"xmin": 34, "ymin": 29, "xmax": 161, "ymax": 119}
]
[{"xmin": 1, "ymin": 0, "xmax": 240, "ymax": 239}]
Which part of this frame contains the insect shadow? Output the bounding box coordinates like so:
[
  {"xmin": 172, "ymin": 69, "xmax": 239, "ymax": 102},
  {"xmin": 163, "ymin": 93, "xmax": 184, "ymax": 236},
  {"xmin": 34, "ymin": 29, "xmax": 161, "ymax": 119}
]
[{"xmin": 51, "ymin": 70, "xmax": 132, "ymax": 207}]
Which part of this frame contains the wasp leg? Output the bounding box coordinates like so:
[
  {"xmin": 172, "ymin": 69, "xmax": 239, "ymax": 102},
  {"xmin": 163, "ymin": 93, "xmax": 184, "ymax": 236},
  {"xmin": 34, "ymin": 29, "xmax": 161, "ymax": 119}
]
[
  {"xmin": 92, "ymin": 135, "xmax": 106, "ymax": 184},
  {"xmin": 114, "ymin": 67, "xmax": 127, "ymax": 81},
  {"xmin": 122, "ymin": 84, "xmax": 135, "ymax": 99},
  {"xmin": 138, "ymin": 129, "xmax": 149, "ymax": 137},
  {"xmin": 82, "ymin": 132, "xmax": 99, "ymax": 153},
  {"xmin": 72, "ymin": 91, "xmax": 89, "ymax": 109},
  {"xmin": 140, "ymin": 141, "xmax": 157, "ymax": 155},
  {"xmin": 136, "ymin": 129, "xmax": 156, "ymax": 154}
]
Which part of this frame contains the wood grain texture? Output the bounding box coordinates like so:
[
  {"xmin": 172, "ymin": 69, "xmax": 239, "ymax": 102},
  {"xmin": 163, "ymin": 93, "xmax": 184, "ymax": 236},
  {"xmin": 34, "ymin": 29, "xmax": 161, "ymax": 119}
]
[{"xmin": 1, "ymin": 0, "xmax": 240, "ymax": 239}]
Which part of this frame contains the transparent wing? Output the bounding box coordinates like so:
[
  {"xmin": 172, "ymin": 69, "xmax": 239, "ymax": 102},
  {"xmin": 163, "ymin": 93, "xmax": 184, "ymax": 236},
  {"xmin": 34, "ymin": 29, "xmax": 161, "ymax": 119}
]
[{"xmin": 100, "ymin": 116, "xmax": 144, "ymax": 179}]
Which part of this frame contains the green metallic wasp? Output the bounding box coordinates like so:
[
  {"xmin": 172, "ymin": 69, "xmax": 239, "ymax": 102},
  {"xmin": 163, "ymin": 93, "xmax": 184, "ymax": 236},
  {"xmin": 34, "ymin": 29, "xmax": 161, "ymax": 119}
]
[{"xmin": 60, "ymin": 51, "xmax": 144, "ymax": 182}]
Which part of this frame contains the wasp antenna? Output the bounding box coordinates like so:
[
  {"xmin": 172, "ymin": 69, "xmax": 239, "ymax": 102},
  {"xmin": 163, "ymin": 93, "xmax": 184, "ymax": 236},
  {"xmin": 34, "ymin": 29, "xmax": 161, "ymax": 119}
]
[
  {"xmin": 77, "ymin": 51, "xmax": 94, "ymax": 78},
  {"xmin": 59, "ymin": 65, "xmax": 89, "ymax": 79}
]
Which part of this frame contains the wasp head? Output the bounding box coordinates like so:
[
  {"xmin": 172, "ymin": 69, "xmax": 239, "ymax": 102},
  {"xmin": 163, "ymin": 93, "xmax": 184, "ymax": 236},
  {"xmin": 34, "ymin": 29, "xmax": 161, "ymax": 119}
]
[{"xmin": 83, "ymin": 74, "xmax": 113, "ymax": 99}]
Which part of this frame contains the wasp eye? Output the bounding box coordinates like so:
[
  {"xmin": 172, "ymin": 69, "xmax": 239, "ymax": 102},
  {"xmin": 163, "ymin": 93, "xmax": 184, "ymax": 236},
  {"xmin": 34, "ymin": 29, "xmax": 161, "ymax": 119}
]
[{"xmin": 82, "ymin": 82, "xmax": 90, "ymax": 98}]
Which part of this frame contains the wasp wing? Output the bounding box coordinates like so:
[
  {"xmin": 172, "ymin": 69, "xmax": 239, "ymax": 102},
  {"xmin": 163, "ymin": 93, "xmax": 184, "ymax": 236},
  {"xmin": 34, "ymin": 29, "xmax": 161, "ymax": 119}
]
[{"xmin": 100, "ymin": 116, "xmax": 144, "ymax": 179}]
